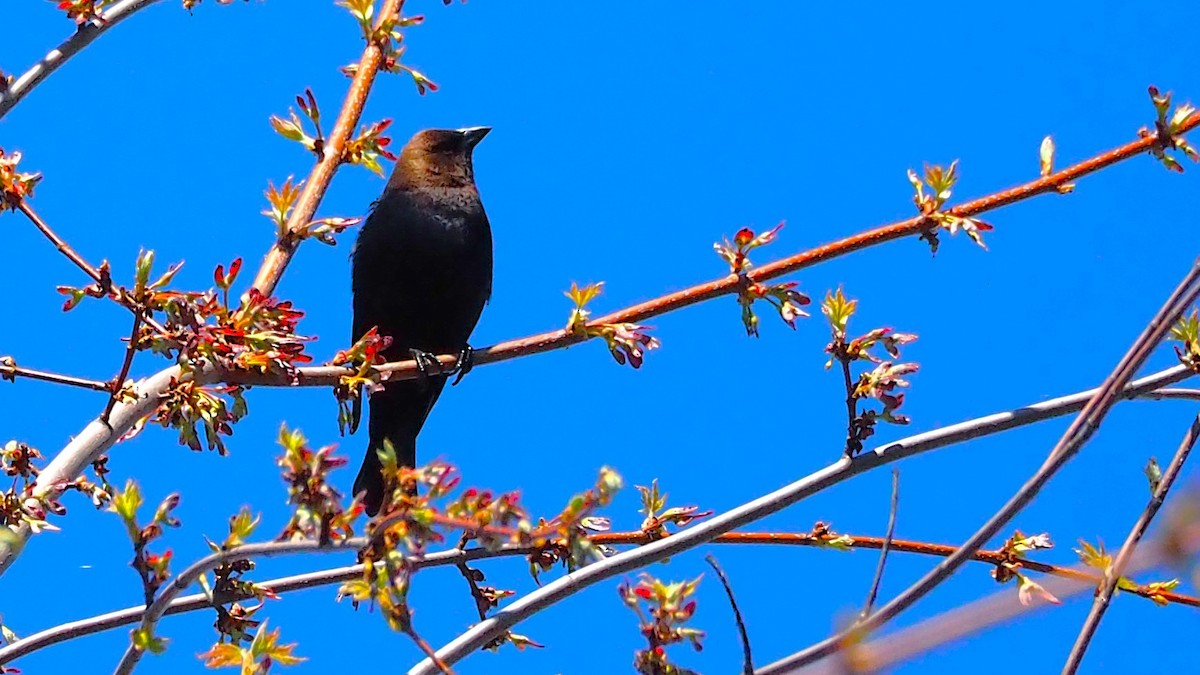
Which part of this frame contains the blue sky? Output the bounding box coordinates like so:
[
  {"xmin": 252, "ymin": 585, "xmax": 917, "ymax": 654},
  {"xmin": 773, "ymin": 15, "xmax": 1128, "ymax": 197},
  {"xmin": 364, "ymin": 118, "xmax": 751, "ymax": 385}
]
[{"xmin": 3, "ymin": 1, "xmax": 1200, "ymax": 673}]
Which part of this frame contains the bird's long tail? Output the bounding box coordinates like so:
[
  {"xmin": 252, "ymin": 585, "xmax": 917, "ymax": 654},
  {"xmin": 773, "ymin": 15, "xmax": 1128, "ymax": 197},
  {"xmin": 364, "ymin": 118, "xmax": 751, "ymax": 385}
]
[{"xmin": 354, "ymin": 378, "xmax": 445, "ymax": 515}]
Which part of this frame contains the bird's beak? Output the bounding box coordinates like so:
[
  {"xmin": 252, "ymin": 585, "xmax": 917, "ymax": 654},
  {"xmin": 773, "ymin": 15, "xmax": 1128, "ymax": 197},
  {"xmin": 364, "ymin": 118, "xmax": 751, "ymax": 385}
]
[{"xmin": 459, "ymin": 126, "xmax": 491, "ymax": 148}]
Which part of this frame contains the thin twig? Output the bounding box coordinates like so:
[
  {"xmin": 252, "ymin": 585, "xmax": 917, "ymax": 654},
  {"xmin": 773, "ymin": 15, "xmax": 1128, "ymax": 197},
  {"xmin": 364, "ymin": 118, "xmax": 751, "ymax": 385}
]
[
  {"xmin": 0, "ymin": 0, "xmax": 162, "ymax": 120},
  {"xmin": 706, "ymin": 555, "xmax": 754, "ymax": 675},
  {"xmin": 408, "ymin": 363, "xmax": 1197, "ymax": 674},
  {"xmin": 860, "ymin": 470, "xmax": 899, "ymax": 618},
  {"xmin": 101, "ymin": 311, "xmax": 144, "ymax": 424},
  {"xmin": 758, "ymin": 259, "xmax": 1200, "ymax": 674},
  {"xmin": 16, "ymin": 201, "xmax": 170, "ymax": 337},
  {"xmin": 247, "ymin": 0, "xmax": 406, "ymax": 299},
  {"xmin": 0, "ymin": 358, "xmax": 110, "ymax": 391},
  {"xmin": 1061, "ymin": 412, "xmax": 1200, "ymax": 673}
]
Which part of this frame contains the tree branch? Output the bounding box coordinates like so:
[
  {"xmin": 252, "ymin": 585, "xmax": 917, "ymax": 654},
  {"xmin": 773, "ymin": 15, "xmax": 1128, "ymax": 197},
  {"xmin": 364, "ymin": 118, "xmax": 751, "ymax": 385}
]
[
  {"xmin": 756, "ymin": 258, "xmax": 1200, "ymax": 673},
  {"xmin": 406, "ymin": 364, "xmax": 1196, "ymax": 674},
  {"xmin": 0, "ymin": 357, "xmax": 110, "ymax": 392},
  {"xmin": 0, "ymin": 0, "xmax": 162, "ymax": 120},
  {"xmin": 1061, "ymin": 412, "xmax": 1200, "ymax": 673}
]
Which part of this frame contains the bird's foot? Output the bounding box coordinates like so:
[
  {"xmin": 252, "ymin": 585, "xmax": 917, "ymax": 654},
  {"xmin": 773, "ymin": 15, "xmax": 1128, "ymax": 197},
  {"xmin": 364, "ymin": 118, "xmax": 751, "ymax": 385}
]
[
  {"xmin": 450, "ymin": 344, "xmax": 475, "ymax": 386},
  {"xmin": 409, "ymin": 348, "xmax": 443, "ymax": 380}
]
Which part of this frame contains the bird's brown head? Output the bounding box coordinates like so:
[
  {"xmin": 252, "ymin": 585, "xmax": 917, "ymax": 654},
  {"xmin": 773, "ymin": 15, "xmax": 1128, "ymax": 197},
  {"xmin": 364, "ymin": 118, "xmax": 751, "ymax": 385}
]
[{"xmin": 387, "ymin": 126, "xmax": 490, "ymax": 191}]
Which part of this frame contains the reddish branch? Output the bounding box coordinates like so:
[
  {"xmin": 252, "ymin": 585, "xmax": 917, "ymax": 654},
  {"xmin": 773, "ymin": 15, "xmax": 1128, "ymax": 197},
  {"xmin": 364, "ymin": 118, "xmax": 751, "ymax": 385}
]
[
  {"xmin": 218, "ymin": 112, "xmax": 1200, "ymax": 390},
  {"xmin": 247, "ymin": 0, "xmax": 407, "ymax": 299},
  {"xmin": 589, "ymin": 531, "xmax": 1200, "ymax": 608}
]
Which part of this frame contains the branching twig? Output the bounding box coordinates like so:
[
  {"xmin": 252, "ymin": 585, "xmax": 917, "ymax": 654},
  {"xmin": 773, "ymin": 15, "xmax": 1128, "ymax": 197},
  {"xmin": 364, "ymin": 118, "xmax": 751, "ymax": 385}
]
[
  {"xmin": 1061, "ymin": 412, "xmax": 1200, "ymax": 673},
  {"xmin": 0, "ymin": 0, "xmax": 162, "ymax": 120},
  {"xmin": 706, "ymin": 555, "xmax": 753, "ymax": 675},
  {"xmin": 758, "ymin": 259, "xmax": 1200, "ymax": 673},
  {"xmin": 407, "ymin": 365, "xmax": 1195, "ymax": 674},
  {"xmin": 860, "ymin": 469, "xmax": 899, "ymax": 618},
  {"xmin": 0, "ymin": 358, "xmax": 110, "ymax": 392},
  {"xmin": 111, "ymin": 537, "xmax": 368, "ymax": 675}
]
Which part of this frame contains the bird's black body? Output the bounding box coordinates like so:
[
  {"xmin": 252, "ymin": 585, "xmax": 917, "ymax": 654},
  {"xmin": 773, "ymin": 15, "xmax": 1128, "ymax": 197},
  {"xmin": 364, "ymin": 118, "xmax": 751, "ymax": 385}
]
[{"xmin": 350, "ymin": 127, "xmax": 493, "ymax": 515}]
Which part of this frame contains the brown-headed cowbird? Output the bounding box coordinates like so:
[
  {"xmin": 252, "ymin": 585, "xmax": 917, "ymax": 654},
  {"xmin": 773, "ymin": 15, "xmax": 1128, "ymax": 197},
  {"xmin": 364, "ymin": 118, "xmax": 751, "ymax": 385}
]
[{"xmin": 350, "ymin": 126, "xmax": 493, "ymax": 515}]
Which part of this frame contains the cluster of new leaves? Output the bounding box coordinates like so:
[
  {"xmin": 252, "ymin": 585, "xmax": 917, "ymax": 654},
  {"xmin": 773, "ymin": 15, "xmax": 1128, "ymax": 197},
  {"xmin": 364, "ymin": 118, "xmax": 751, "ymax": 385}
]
[
  {"xmin": 262, "ymin": 175, "xmax": 361, "ymax": 244},
  {"xmin": 637, "ymin": 480, "xmax": 712, "ymax": 541},
  {"xmin": 199, "ymin": 621, "xmax": 303, "ymax": 674},
  {"xmin": 331, "ymin": 327, "xmax": 392, "ymax": 435},
  {"xmin": 276, "ymin": 425, "xmax": 359, "ymax": 542},
  {"xmin": 124, "ymin": 255, "xmax": 313, "ymax": 453},
  {"xmin": 714, "ymin": 224, "xmax": 811, "ymax": 335},
  {"xmin": 0, "ymin": 148, "xmax": 41, "ymax": 210},
  {"xmin": 340, "ymin": 448, "xmax": 621, "ymax": 650},
  {"xmin": 908, "ymin": 161, "xmax": 993, "ymax": 254},
  {"xmin": 565, "ymin": 282, "xmax": 661, "ymax": 368},
  {"xmin": 196, "ymin": 510, "xmax": 304, "ymax": 672},
  {"xmin": 0, "ymin": 440, "xmax": 108, "ymax": 542},
  {"xmin": 61, "ymin": 251, "xmax": 311, "ymax": 455},
  {"xmin": 110, "ymin": 480, "xmax": 181, "ymax": 653},
  {"xmin": 338, "ymin": 1, "xmax": 439, "ymax": 93},
  {"xmin": 822, "ymin": 288, "xmax": 919, "ymax": 455},
  {"xmin": 1075, "ymin": 538, "xmax": 1182, "ymax": 606},
  {"xmin": 1142, "ymin": 86, "xmax": 1200, "ymax": 173},
  {"xmin": 619, "ymin": 574, "xmax": 706, "ymax": 675},
  {"xmin": 269, "ymin": 90, "xmax": 327, "ymax": 158},
  {"xmin": 1170, "ymin": 308, "xmax": 1200, "ymax": 371},
  {"xmin": 270, "ymin": 89, "xmax": 403, "ymax": 181},
  {"xmin": 343, "ymin": 119, "xmax": 398, "ymax": 177},
  {"xmin": 991, "ymin": 530, "xmax": 1061, "ymax": 607}
]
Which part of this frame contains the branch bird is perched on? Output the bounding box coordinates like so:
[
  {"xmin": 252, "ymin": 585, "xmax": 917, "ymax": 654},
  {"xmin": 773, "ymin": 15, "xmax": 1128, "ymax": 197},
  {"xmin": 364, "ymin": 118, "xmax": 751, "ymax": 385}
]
[{"xmin": 350, "ymin": 126, "xmax": 493, "ymax": 515}]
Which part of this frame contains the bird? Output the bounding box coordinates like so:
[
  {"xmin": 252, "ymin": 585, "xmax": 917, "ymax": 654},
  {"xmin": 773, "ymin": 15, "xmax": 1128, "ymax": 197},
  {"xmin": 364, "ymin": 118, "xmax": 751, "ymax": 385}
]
[{"xmin": 349, "ymin": 126, "xmax": 493, "ymax": 515}]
